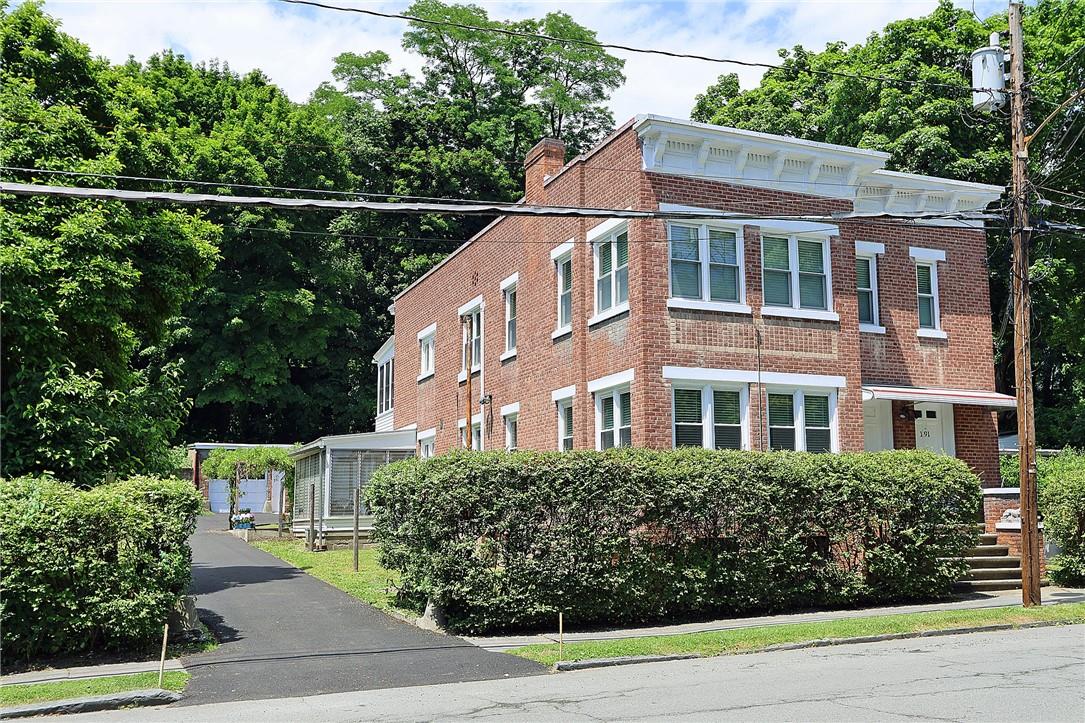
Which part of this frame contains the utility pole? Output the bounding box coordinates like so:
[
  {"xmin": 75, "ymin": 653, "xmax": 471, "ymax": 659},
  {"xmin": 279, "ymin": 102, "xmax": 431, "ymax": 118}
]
[
  {"xmin": 463, "ymin": 313, "xmax": 473, "ymax": 449},
  {"xmin": 1007, "ymin": 0, "xmax": 1042, "ymax": 607}
]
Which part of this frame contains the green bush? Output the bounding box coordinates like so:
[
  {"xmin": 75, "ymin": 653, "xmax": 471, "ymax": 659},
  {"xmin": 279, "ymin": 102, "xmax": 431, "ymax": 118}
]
[
  {"xmin": 1000, "ymin": 450, "xmax": 1085, "ymax": 585},
  {"xmin": 367, "ymin": 449, "xmax": 981, "ymax": 634},
  {"xmin": 0, "ymin": 475, "xmax": 203, "ymax": 661}
]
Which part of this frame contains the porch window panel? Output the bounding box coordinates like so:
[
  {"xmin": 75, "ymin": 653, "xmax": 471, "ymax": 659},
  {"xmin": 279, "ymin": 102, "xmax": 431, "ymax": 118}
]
[
  {"xmin": 673, "ymin": 388, "xmax": 704, "ymax": 447},
  {"xmin": 768, "ymin": 393, "xmax": 796, "ymax": 450},
  {"xmin": 804, "ymin": 395, "xmax": 832, "ymax": 453},
  {"xmin": 762, "ymin": 236, "xmax": 791, "ymax": 306}
]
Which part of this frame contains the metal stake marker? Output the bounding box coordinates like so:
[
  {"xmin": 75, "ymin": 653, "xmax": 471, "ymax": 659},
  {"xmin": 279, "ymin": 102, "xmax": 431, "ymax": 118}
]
[
  {"xmin": 158, "ymin": 623, "xmax": 169, "ymax": 688},
  {"xmin": 353, "ymin": 487, "xmax": 361, "ymax": 573}
]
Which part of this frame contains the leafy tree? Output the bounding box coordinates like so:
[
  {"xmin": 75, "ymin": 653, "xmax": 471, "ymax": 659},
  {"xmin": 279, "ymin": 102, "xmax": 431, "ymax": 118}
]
[
  {"xmin": 691, "ymin": 0, "xmax": 1085, "ymax": 447},
  {"xmin": 0, "ymin": 1, "xmax": 219, "ymax": 485},
  {"xmin": 201, "ymin": 446, "xmax": 295, "ymax": 527}
]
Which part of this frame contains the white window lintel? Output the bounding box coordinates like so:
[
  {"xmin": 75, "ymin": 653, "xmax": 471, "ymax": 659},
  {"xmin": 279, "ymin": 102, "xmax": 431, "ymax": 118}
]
[
  {"xmin": 587, "ymin": 368, "xmax": 635, "ymax": 394},
  {"xmin": 500, "ymin": 401, "xmax": 520, "ymax": 417},
  {"xmin": 457, "ymin": 413, "xmax": 483, "ymax": 428},
  {"xmin": 909, "ymin": 246, "xmax": 946, "ymax": 263},
  {"xmin": 586, "ymin": 217, "xmax": 628, "ymax": 243},
  {"xmin": 551, "ymin": 384, "xmax": 576, "ymax": 402},
  {"xmin": 457, "ymin": 295, "xmax": 485, "ymax": 316},
  {"xmin": 855, "ymin": 240, "xmax": 885, "ymax": 256},
  {"xmin": 663, "ymin": 367, "xmax": 846, "ymax": 389},
  {"xmin": 417, "ymin": 322, "xmax": 437, "ymax": 341},
  {"xmin": 550, "ymin": 239, "xmax": 575, "ymax": 261},
  {"xmin": 417, "ymin": 427, "xmax": 436, "ymax": 441},
  {"xmin": 500, "ymin": 272, "xmax": 519, "ymax": 291}
]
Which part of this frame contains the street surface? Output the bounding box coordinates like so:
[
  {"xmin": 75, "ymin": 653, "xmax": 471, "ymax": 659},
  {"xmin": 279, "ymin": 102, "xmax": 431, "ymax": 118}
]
[{"xmin": 65, "ymin": 624, "xmax": 1084, "ymax": 722}]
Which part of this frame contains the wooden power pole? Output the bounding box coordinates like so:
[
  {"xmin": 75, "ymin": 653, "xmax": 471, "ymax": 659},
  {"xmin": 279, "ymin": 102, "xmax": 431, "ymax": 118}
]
[
  {"xmin": 463, "ymin": 313, "xmax": 473, "ymax": 449},
  {"xmin": 1007, "ymin": 0, "xmax": 1042, "ymax": 607}
]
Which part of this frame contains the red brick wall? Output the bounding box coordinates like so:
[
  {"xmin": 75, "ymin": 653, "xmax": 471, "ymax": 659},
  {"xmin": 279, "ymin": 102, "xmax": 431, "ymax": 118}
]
[{"xmin": 390, "ymin": 125, "xmax": 1000, "ymax": 477}]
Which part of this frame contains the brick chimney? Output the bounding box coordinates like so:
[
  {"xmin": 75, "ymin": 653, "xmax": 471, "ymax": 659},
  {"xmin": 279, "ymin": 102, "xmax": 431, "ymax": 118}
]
[{"xmin": 523, "ymin": 138, "xmax": 566, "ymax": 204}]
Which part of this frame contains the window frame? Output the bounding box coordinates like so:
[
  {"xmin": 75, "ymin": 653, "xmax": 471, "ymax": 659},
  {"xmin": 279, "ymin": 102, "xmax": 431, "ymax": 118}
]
[
  {"xmin": 504, "ymin": 413, "xmax": 518, "ymax": 451},
  {"xmin": 760, "ymin": 233, "xmax": 837, "ymax": 321},
  {"xmin": 418, "ymin": 428, "xmax": 436, "ymax": 458},
  {"xmin": 459, "ymin": 417, "xmax": 482, "ymax": 451},
  {"xmin": 500, "ymin": 273, "xmax": 518, "ymax": 360},
  {"xmin": 551, "ymin": 241, "xmax": 574, "ymax": 339},
  {"xmin": 909, "ymin": 246, "xmax": 947, "ymax": 339},
  {"xmin": 765, "ymin": 388, "xmax": 839, "ymax": 453},
  {"xmin": 595, "ymin": 386, "xmax": 632, "ymax": 450},
  {"xmin": 670, "ymin": 384, "xmax": 750, "ymax": 450},
  {"xmin": 855, "ymin": 241, "xmax": 885, "ymax": 334},
  {"xmin": 376, "ymin": 358, "xmax": 394, "ymax": 415},
  {"xmin": 915, "ymin": 262, "xmax": 940, "ymax": 331},
  {"xmin": 417, "ymin": 323, "xmax": 436, "ymax": 381},
  {"xmin": 666, "ymin": 221, "xmax": 750, "ymax": 314},
  {"xmin": 590, "ymin": 226, "xmax": 630, "ymax": 325},
  {"xmin": 557, "ymin": 399, "xmax": 574, "ymax": 451},
  {"xmin": 457, "ymin": 298, "xmax": 483, "ymax": 382}
]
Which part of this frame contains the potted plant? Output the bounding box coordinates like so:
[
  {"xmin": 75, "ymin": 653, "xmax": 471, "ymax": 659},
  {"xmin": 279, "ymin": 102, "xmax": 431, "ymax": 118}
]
[{"xmin": 231, "ymin": 509, "xmax": 255, "ymax": 529}]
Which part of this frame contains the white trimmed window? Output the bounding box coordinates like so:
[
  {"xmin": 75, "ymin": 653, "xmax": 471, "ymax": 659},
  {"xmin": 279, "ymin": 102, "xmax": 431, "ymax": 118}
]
[
  {"xmin": 505, "ymin": 414, "xmax": 518, "ymax": 451},
  {"xmin": 594, "ymin": 228, "xmax": 629, "ymax": 315},
  {"xmin": 557, "ymin": 399, "xmax": 574, "ymax": 450},
  {"xmin": 672, "ymin": 386, "xmax": 747, "ymax": 450},
  {"xmin": 417, "ymin": 323, "xmax": 436, "ymax": 380},
  {"xmin": 596, "ymin": 388, "xmax": 631, "ymax": 449},
  {"xmin": 459, "ymin": 420, "xmax": 482, "ymax": 450},
  {"xmin": 418, "ymin": 429, "xmax": 436, "ymax": 458},
  {"xmin": 909, "ymin": 247, "xmax": 946, "ymax": 338},
  {"xmin": 854, "ymin": 241, "xmax": 884, "ymax": 333},
  {"xmin": 500, "ymin": 273, "xmax": 518, "ymax": 358},
  {"xmin": 460, "ymin": 308, "xmax": 481, "ymax": 375},
  {"xmin": 767, "ymin": 390, "xmax": 836, "ymax": 453},
  {"xmin": 762, "ymin": 235, "xmax": 832, "ymax": 313},
  {"xmin": 668, "ymin": 223, "xmax": 744, "ymax": 308},
  {"xmin": 556, "ymin": 254, "xmax": 573, "ymax": 334},
  {"xmin": 376, "ymin": 358, "xmax": 394, "ymax": 415}
]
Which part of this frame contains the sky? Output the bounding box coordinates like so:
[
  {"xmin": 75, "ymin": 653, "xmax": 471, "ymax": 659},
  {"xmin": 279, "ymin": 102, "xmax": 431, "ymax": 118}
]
[{"xmin": 37, "ymin": 0, "xmax": 1007, "ymax": 122}]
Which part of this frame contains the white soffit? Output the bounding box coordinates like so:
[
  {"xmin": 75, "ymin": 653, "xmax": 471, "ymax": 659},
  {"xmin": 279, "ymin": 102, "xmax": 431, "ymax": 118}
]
[{"xmin": 863, "ymin": 385, "xmax": 1016, "ymax": 409}]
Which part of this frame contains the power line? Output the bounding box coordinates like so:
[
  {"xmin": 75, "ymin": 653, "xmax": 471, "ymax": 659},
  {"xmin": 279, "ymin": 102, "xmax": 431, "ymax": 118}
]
[
  {"xmin": 277, "ymin": 0, "xmax": 1011, "ymax": 98},
  {"xmin": 0, "ymin": 181, "xmax": 1004, "ymax": 224}
]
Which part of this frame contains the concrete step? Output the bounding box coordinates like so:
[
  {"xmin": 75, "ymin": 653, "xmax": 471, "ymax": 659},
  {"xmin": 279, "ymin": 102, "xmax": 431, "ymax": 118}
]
[
  {"xmin": 967, "ymin": 544, "xmax": 1011, "ymax": 557},
  {"xmin": 954, "ymin": 579, "xmax": 1023, "ymax": 592},
  {"xmin": 977, "ymin": 533, "xmax": 999, "ymax": 545},
  {"xmin": 966, "ymin": 567, "xmax": 1022, "ymax": 580},
  {"xmin": 964, "ymin": 555, "xmax": 1022, "ymax": 568}
]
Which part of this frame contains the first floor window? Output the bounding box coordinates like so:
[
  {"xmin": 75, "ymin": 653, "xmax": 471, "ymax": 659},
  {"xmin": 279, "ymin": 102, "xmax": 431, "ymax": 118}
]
[
  {"xmin": 673, "ymin": 388, "xmax": 704, "ymax": 446},
  {"xmin": 420, "ymin": 438, "xmax": 435, "ymax": 458},
  {"xmin": 768, "ymin": 391, "xmax": 833, "ymax": 452},
  {"xmin": 505, "ymin": 414, "xmax": 518, "ymax": 451},
  {"xmin": 558, "ymin": 400, "xmax": 574, "ymax": 450},
  {"xmin": 461, "ymin": 422, "xmax": 481, "ymax": 450},
  {"xmin": 598, "ymin": 389, "xmax": 631, "ymax": 449},
  {"xmin": 712, "ymin": 390, "xmax": 742, "ymax": 449},
  {"xmin": 673, "ymin": 387, "xmax": 744, "ymax": 449},
  {"xmin": 916, "ymin": 263, "xmax": 937, "ymax": 329}
]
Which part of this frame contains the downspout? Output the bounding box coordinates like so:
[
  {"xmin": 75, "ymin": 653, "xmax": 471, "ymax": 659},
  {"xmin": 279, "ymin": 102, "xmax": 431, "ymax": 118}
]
[{"xmin": 756, "ymin": 324, "xmax": 765, "ymax": 451}]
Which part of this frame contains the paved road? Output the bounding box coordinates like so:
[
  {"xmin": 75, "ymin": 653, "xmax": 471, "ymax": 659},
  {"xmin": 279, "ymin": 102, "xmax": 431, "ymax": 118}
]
[
  {"xmin": 179, "ymin": 515, "xmax": 542, "ymax": 704},
  {"xmin": 72, "ymin": 624, "xmax": 1085, "ymax": 721}
]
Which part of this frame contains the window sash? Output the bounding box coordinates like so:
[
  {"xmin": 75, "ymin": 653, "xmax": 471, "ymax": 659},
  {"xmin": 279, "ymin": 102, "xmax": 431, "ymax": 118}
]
[
  {"xmin": 916, "ymin": 263, "xmax": 938, "ymax": 329},
  {"xmin": 558, "ymin": 401, "xmax": 574, "ymax": 450},
  {"xmin": 558, "ymin": 257, "xmax": 573, "ymax": 328},
  {"xmin": 419, "ymin": 337, "xmax": 434, "ymax": 375},
  {"xmin": 461, "ymin": 310, "xmax": 481, "ymax": 371},
  {"xmin": 670, "ymin": 224, "xmax": 742, "ymax": 303},
  {"xmin": 767, "ymin": 390, "xmax": 835, "ymax": 452},
  {"xmin": 598, "ymin": 389, "xmax": 632, "ymax": 450},
  {"xmin": 595, "ymin": 231, "xmax": 629, "ymax": 314},
  {"xmin": 763, "ymin": 235, "xmax": 830, "ymax": 311},
  {"xmin": 673, "ymin": 386, "xmax": 746, "ymax": 449},
  {"xmin": 505, "ymin": 415, "xmax": 518, "ymax": 451},
  {"xmin": 505, "ymin": 288, "xmax": 517, "ymax": 351}
]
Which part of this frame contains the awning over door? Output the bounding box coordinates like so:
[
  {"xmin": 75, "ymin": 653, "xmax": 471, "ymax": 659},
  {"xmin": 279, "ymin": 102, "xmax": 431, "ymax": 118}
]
[{"xmin": 861, "ymin": 385, "xmax": 1016, "ymax": 409}]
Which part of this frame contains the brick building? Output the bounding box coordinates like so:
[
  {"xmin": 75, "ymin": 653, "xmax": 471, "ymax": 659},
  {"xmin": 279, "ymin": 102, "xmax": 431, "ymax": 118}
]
[{"xmin": 374, "ymin": 115, "xmax": 1014, "ymax": 486}]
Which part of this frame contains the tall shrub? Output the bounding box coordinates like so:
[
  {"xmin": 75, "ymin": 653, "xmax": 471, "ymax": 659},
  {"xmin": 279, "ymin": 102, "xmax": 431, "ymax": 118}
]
[
  {"xmin": 368, "ymin": 449, "xmax": 980, "ymax": 634},
  {"xmin": 0, "ymin": 475, "xmax": 202, "ymax": 660}
]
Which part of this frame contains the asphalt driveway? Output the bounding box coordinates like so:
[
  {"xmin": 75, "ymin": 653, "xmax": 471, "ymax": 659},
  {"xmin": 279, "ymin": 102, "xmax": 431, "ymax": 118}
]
[{"xmin": 181, "ymin": 514, "xmax": 543, "ymax": 705}]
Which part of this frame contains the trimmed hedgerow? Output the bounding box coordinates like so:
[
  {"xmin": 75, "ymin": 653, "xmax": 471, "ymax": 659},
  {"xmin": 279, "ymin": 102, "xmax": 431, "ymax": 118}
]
[
  {"xmin": 0, "ymin": 475, "xmax": 202, "ymax": 661},
  {"xmin": 367, "ymin": 449, "xmax": 980, "ymax": 634}
]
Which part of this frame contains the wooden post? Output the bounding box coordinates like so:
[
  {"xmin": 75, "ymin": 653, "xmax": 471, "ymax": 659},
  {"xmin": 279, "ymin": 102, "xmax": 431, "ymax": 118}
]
[
  {"xmin": 308, "ymin": 481, "xmax": 316, "ymax": 552},
  {"xmin": 278, "ymin": 482, "xmax": 285, "ymax": 539},
  {"xmin": 353, "ymin": 487, "xmax": 360, "ymax": 573},
  {"xmin": 158, "ymin": 623, "xmax": 169, "ymax": 688},
  {"xmin": 1008, "ymin": 0, "xmax": 1041, "ymax": 607},
  {"xmin": 558, "ymin": 612, "xmax": 564, "ymax": 661}
]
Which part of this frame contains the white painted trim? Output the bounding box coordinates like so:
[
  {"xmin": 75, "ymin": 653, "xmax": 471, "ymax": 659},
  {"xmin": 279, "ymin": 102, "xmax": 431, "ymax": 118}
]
[
  {"xmin": 457, "ymin": 295, "xmax": 485, "ymax": 316},
  {"xmin": 372, "ymin": 336, "xmax": 395, "ymax": 364},
  {"xmin": 588, "ymin": 302, "xmax": 629, "ymax": 327},
  {"xmin": 416, "ymin": 371, "xmax": 434, "ymax": 383},
  {"xmin": 499, "ymin": 349, "xmax": 517, "ymax": 362},
  {"xmin": 587, "ymin": 368, "xmax": 635, "ymax": 394},
  {"xmin": 984, "ymin": 487, "xmax": 1021, "ymax": 496},
  {"xmin": 457, "ymin": 413, "xmax": 483, "ymax": 427},
  {"xmin": 909, "ymin": 246, "xmax": 947, "ymax": 263},
  {"xmin": 416, "ymin": 322, "xmax": 437, "ymax": 341},
  {"xmin": 761, "ymin": 307, "xmax": 840, "ymax": 322},
  {"xmin": 551, "ymin": 384, "xmax": 576, "ymax": 402},
  {"xmin": 550, "ymin": 240, "xmax": 575, "ymax": 261},
  {"xmin": 663, "ymin": 366, "xmax": 846, "ymax": 389},
  {"xmin": 552, "ymin": 325, "xmax": 572, "ymax": 340},
  {"xmin": 667, "ymin": 298, "xmax": 752, "ymax": 315},
  {"xmin": 860, "ymin": 323, "xmax": 887, "ymax": 334},
  {"xmin": 417, "ymin": 427, "xmax": 436, "ymax": 441},
  {"xmin": 917, "ymin": 328, "xmax": 949, "ymax": 340},
  {"xmin": 500, "ymin": 401, "xmax": 520, "ymax": 417},
  {"xmin": 586, "ymin": 216, "xmax": 628, "ymax": 242},
  {"xmin": 659, "ymin": 205, "xmax": 839, "ymax": 236},
  {"xmin": 855, "ymin": 240, "xmax": 886, "ymax": 255},
  {"xmin": 500, "ymin": 272, "xmax": 519, "ymax": 291}
]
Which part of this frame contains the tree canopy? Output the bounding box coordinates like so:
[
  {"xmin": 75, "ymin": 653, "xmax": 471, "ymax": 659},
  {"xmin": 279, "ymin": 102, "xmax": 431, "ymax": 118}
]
[{"xmin": 692, "ymin": 0, "xmax": 1085, "ymax": 446}]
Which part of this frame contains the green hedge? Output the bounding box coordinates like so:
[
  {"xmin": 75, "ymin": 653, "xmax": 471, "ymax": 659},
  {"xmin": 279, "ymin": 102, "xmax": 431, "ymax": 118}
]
[
  {"xmin": 1003, "ymin": 450, "xmax": 1085, "ymax": 586},
  {"xmin": 0, "ymin": 475, "xmax": 203, "ymax": 660},
  {"xmin": 368, "ymin": 449, "xmax": 981, "ymax": 634}
]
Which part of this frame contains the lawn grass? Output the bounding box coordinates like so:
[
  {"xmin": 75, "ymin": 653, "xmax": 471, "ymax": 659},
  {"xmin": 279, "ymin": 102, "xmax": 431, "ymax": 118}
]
[
  {"xmin": 0, "ymin": 672, "xmax": 190, "ymax": 708},
  {"xmin": 508, "ymin": 602, "xmax": 1085, "ymax": 666},
  {"xmin": 252, "ymin": 539, "xmax": 416, "ymax": 618}
]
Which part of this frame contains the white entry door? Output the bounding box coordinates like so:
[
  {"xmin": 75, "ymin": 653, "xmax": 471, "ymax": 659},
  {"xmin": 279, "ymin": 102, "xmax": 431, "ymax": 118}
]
[{"xmin": 914, "ymin": 403, "xmax": 955, "ymax": 456}]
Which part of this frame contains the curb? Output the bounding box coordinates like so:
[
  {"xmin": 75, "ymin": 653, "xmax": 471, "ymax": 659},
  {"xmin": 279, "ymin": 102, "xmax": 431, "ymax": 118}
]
[
  {"xmin": 0, "ymin": 688, "xmax": 181, "ymax": 719},
  {"xmin": 552, "ymin": 620, "xmax": 1077, "ymax": 671}
]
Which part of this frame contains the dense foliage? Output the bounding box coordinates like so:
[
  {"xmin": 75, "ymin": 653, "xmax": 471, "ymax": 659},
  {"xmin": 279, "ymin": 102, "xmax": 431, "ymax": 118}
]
[
  {"xmin": 368, "ymin": 449, "xmax": 981, "ymax": 633},
  {"xmin": 692, "ymin": 0, "xmax": 1085, "ymax": 447},
  {"xmin": 1002, "ymin": 450, "xmax": 1085, "ymax": 586},
  {"xmin": 0, "ymin": 475, "xmax": 203, "ymax": 660},
  {"xmin": 0, "ymin": 2, "xmax": 623, "ymax": 469},
  {"xmin": 202, "ymin": 446, "xmax": 295, "ymax": 524}
]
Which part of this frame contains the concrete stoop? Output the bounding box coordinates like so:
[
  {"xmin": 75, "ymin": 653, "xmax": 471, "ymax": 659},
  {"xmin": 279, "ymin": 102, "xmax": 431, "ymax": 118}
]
[{"xmin": 954, "ymin": 529, "xmax": 1047, "ymax": 593}]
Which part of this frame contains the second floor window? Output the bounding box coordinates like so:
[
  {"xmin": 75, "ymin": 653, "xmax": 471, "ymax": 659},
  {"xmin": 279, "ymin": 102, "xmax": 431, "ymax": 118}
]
[
  {"xmin": 856, "ymin": 256, "xmax": 878, "ymax": 326},
  {"xmin": 557, "ymin": 255, "xmax": 573, "ymax": 331},
  {"xmin": 419, "ymin": 333, "xmax": 435, "ymax": 378},
  {"xmin": 669, "ymin": 224, "xmax": 742, "ymax": 304},
  {"xmin": 595, "ymin": 230, "xmax": 629, "ymax": 313},
  {"xmin": 376, "ymin": 358, "xmax": 393, "ymax": 414},
  {"xmin": 763, "ymin": 235, "xmax": 830, "ymax": 311},
  {"xmin": 505, "ymin": 287, "xmax": 517, "ymax": 353},
  {"xmin": 916, "ymin": 263, "xmax": 938, "ymax": 329},
  {"xmin": 461, "ymin": 309, "xmax": 481, "ymax": 373}
]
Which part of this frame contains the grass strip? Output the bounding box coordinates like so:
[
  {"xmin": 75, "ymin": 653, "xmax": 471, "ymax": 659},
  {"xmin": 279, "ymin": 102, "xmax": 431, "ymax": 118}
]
[
  {"xmin": 508, "ymin": 602, "xmax": 1085, "ymax": 666},
  {"xmin": 0, "ymin": 671, "xmax": 189, "ymax": 708},
  {"xmin": 252, "ymin": 539, "xmax": 416, "ymax": 618}
]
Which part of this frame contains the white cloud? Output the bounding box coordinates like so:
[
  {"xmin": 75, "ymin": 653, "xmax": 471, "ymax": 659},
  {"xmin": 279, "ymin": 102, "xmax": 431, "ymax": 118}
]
[{"xmin": 38, "ymin": 0, "xmax": 1005, "ymax": 121}]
